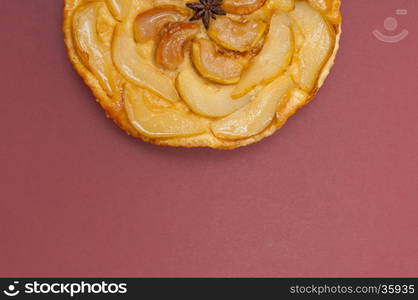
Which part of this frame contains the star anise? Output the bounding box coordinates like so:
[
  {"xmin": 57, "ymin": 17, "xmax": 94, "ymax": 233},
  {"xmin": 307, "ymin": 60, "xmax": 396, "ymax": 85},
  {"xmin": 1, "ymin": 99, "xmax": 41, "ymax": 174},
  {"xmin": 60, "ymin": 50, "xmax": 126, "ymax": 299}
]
[{"xmin": 186, "ymin": 0, "xmax": 226, "ymax": 29}]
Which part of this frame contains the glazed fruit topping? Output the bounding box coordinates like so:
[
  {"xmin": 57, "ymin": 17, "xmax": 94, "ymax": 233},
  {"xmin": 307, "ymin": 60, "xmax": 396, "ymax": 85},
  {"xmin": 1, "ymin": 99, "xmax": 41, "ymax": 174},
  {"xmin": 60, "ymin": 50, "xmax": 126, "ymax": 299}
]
[
  {"xmin": 134, "ymin": 6, "xmax": 188, "ymax": 42},
  {"xmin": 207, "ymin": 16, "xmax": 266, "ymax": 52},
  {"xmin": 155, "ymin": 22, "xmax": 199, "ymax": 70},
  {"xmin": 222, "ymin": 0, "xmax": 266, "ymax": 15}
]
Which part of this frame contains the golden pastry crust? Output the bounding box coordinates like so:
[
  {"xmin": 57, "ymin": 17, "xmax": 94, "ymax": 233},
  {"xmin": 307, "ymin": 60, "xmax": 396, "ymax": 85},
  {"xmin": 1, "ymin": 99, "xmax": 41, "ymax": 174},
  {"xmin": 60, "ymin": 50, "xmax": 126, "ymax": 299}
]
[{"xmin": 63, "ymin": 0, "xmax": 342, "ymax": 149}]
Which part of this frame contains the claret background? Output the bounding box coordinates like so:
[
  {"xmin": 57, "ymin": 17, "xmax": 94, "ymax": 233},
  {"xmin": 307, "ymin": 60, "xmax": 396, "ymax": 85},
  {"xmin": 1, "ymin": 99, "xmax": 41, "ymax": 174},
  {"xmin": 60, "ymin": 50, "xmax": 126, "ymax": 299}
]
[{"xmin": 0, "ymin": 0, "xmax": 417, "ymax": 277}]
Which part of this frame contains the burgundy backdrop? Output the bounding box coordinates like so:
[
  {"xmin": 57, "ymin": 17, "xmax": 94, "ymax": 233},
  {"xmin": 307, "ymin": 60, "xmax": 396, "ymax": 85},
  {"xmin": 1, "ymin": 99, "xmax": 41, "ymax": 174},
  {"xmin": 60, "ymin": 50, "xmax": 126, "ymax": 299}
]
[{"xmin": 0, "ymin": 0, "xmax": 417, "ymax": 277}]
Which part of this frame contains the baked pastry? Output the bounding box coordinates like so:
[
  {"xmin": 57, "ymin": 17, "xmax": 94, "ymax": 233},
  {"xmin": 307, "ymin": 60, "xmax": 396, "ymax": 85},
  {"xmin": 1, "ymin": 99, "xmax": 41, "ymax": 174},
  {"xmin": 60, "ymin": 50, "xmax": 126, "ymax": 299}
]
[{"xmin": 64, "ymin": 0, "xmax": 341, "ymax": 149}]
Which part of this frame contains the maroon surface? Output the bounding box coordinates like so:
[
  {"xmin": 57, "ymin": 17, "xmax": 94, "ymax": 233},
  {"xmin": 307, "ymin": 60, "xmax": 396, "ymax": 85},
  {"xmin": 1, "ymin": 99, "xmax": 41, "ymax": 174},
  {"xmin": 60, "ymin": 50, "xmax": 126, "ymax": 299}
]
[{"xmin": 0, "ymin": 0, "xmax": 417, "ymax": 277}]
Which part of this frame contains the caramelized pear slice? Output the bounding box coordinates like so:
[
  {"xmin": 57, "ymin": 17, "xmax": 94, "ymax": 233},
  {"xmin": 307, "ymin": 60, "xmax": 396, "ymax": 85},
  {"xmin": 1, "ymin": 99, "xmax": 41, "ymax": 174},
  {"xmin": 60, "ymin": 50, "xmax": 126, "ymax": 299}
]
[
  {"xmin": 73, "ymin": 2, "xmax": 118, "ymax": 97},
  {"xmin": 308, "ymin": 0, "xmax": 341, "ymax": 25},
  {"xmin": 308, "ymin": 0, "xmax": 330, "ymax": 10},
  {"xmin": 112, "ymin": 24, "xmax": 179, "ymax": 102},
  {"xmin": 155, "ymin": 22, "xmax": 199, "ymax": 70},
  {"xmin": 192, "ymin": 39, "xmax": 244, "ymax": 84},
  {"xmin": 276, "ymin": 88, "xmax": 309, "ymax": 124},
  {"xmin": 106, "ymin": 0, "xmax": 132, "ymax": 21},
  {"xmin": 134, "ymin": 6, "xmax": 188, "ymax": 43},
  {"xmin": 176, "ymin": 58, "xmax": 251, "ymax": 118},
  {"xmin": 289, "ymin": 1, "xmax": 335, "ymax": 92},
  {"xmin": 232, "ymin": 12, "xmax": 293, "ymax": 98},
  {"xmin": 268, "ymin": 0, "xmax": 295, "ymax": 12},
  {"xmin": 207, "ymin": 16, "xmax": 266, "ymax": 52},
  {"xmin": 124, "ymin": 84, "xmax": 206, "ymax": 138},
  {"xmin": 212, "ymin": 75, "xmax": 294, "ymax": 139},
  {"xmin": 222, "ymin": 0, "xmax": 266, "ymax": 15}
]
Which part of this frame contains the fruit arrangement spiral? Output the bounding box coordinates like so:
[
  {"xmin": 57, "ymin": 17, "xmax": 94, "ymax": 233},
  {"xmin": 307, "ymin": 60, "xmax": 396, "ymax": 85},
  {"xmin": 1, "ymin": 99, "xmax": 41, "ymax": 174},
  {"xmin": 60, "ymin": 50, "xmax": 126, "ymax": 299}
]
[{"xmin": 64, "ymin": 0, "xmax": 341, "ymax": 149}]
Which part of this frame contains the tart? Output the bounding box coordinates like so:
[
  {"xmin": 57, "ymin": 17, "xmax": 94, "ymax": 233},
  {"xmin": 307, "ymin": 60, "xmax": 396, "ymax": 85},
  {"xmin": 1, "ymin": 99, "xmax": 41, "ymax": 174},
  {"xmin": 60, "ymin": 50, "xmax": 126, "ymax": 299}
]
[{"xmin": 63, "ymin": 0, "xmax": 342, "ymax": 149}]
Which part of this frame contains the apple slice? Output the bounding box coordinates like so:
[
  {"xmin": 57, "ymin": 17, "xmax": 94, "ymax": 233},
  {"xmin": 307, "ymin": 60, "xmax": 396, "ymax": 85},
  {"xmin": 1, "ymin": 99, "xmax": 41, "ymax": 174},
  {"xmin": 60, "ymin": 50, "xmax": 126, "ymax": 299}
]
[
  {"xmin": 231, "ymin": 12, "xmax": 293, "ymax": 98},
  {"xmin": 124, "ymin": 84, "xmax": 206, "ymax": 138},
  {"xmin": 191, "ymin": 39, "xmax": 244, "ymax": 84},
  {"xmin": 176, "ymin": 58, "xmax": 252, "ymax": 118},
  {"xmin": 207, "ymin": 16, "xmax": 266, "ymax": 52},
  {"xmin": 112, "ymin": 23, "xmax": 179, "ymax": 102},
  {"xmin": 212, "ymin": 75, "xmax": 294, "ymax": 139},
  {"xmin": 289, "ymin": 1, "xmax": 335, "ymax": 92},
  {"xmin": 73, "ymin": 2, "xmax": 120, "ymax": 97},
  {"xmin": 106, "ymin": 0, "xmax": 132, "ymax": 21},
  {"xmin": 222, "ymin": 0, "xmax": 266, "ymax": 15}
]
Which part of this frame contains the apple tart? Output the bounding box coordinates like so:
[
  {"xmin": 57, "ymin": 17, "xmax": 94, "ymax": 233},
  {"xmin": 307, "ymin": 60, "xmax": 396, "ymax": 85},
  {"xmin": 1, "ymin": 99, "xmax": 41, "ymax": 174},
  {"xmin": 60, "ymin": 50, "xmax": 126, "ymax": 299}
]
[{"xmin": 64, "ymin": 0, "xmax": 342, "ymax": 149}]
